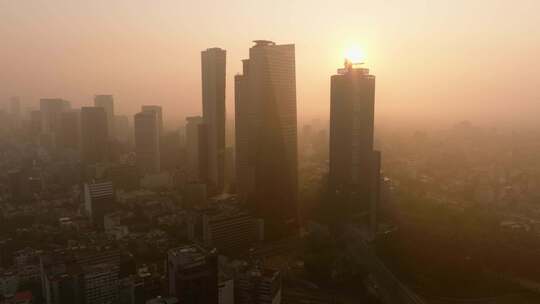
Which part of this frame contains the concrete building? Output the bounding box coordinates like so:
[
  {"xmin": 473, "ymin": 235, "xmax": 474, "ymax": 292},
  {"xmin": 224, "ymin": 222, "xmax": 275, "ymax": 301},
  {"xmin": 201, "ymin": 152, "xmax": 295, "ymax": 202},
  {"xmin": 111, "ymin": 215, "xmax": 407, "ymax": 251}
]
[
  {"xmin": 234, "ymin": 40, "xmax": 298, "ymax": 238},
  {"xmin": 167, "ymin": 245, "xmax": 218, "ymax": 304},
  {"xmin": 329, "ymin": 60, "xmax": 381, "ymax": 234},
  {"xmin": 39, "ymin": 98, "xmax": 70, "ymax": 145},
  {"xmin": 236, "ymin": 267, "xmax": 281, "ymax": 304},
  {"xmin": 198, "ymin": 207, "xmax": 263, "ymax": 255},
  {"xmin": 80, "ymin": 107, "xmax": 109, "ymax": 164},
  {"xmin": 84, "ymin": 181, "xmax": 115, "ymax": 230},
  {"xmin": 58, "ymin": 110, "xmax": 80, "ymax": 151},
  {"xmin": 201, "ymin": 47, "xmax": 226, "ymax": 194},
  {"xmin": 41, "ymin": 246, "xmax": 121, "ymax": 304},
  {"xmin": 135, "ymin": 111, "xmax": 161, "ymax": 174},
  {"xmin": 94, "ymin": 95, "xmax": 115, "ymax": 138},
  {"xmin": 185, "ymin": 116, "xmax": 207, "ymax": 183},
  {"xmin": 141, "ymin": 105, "xmax": 163, "ymax": 137}
]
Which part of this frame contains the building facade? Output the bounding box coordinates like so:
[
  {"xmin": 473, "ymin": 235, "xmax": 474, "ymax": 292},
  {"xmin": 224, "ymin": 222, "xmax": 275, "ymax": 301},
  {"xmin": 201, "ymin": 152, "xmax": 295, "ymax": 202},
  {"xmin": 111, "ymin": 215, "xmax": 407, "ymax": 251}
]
[
  {"xmin": 167, "ymin": 245, "xmax": 218, "ymax": 304},
  {"xmin": 141, "ymin": 105, "xmax": 163, "ymax": 137},
  {"xmin": 84, "ymin": 181, "xmax": 115, "ymax": 231},
  {"xmin": 134, "ymin": 111, "xmax": 161, "ymax": 175},
  {"xmin": 80, "ymin": 107, "xmax": 109, "ymax": 165},
  {"xmin": 185, "ymin": 116, "xmax": 208, "ymax": 183},
  {"xmin": 234, "ymin": 40, "xmax": 298, "ymax": 238},
  {"xmin": 329, "ymin": 61, "xmax": 380, "ymax": 234},
  {"xmin": 201, "ymin": 47, "xmax": 226, "ymax": 194}
]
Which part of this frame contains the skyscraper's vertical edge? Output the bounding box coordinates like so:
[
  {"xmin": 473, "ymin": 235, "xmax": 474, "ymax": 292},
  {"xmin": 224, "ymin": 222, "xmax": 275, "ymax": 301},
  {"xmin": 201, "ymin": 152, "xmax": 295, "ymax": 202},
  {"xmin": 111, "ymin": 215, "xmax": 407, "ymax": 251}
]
[{"xmin": 201, "ymin": 47, "xmax": 226, "ymax": 194}]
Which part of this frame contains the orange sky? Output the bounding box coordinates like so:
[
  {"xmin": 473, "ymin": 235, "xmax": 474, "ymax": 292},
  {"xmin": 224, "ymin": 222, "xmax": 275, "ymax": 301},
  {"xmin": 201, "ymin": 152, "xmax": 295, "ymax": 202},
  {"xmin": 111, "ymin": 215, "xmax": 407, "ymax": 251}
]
[{"xmin": 1, "ymin": 0, "xmax": 539, "ymax": 129}]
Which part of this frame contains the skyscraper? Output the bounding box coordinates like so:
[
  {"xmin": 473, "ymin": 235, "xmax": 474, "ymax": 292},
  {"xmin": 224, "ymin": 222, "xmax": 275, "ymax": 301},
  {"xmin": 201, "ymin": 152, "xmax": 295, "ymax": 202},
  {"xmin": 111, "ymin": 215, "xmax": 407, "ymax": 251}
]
[
  {"xmin": 234, "ymin": 40, "xmax": 298, "ymax": 238},
  {"xmin": 201, "ymin": 47, "xmax": 226, "ymax": 194},
  {"xmin": 58, "ymin": 110, "xmax": 80, "ymax": 151},
  {"xmin": 39, "ymin": 98, "xmax": 70, "ymax": 145},
  {"xmin": 134, "ymin": 111, "xmax": 160, "ymax": 174},
  {"xmin": 94, "ymin": 95, "xmax": 115, "ymax": 138},
  {"xmin": 329, "ymin": 60, "xmax": 380, "ymax": 233},
  {"xmin": 141, "ymin": 105, "xmax": 163, "ymax": 137},
  {"xmin": 80, "ymin": 107, "xmax": 109, "ymax": 164},
  {"xmin": 185, "ymin": 116, "xmax": 208, "ymax": 183}
]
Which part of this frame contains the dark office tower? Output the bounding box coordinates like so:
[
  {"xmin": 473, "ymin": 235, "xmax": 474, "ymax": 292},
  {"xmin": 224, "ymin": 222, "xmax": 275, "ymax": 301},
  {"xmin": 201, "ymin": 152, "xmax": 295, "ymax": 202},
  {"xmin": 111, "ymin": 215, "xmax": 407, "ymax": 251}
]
[
  {"xmin": 329, "ymin": 61, "xmax": 381, "ymax": 233},
  {"xmin": 185, "ymin": 116, "xmax": 208, "ymax": 183},
  {"xmin": 58, "ymin": 110, "xmax": 80, "ymax": 150},
  {"xmin": 94, "ymin": 94, "xmax": 115, "ymax": 138},
  {"xmin": 84, "ymin": 181, "xmax": 115, "ymax": 230},
  {"xmin": 167, "ymin": 245, "xmax": 218, "ymax": 304},
  {"xmin": 114, "ymin": 115, "xmax": 130, "ymax": 144},
  {"xmin": 234, "ymin": 60, "xmax": 254, "ymax": 197},
  {"xmin": 134, "ymin": 111, "xmax": 160, "ymax": 174},
  {"xmin": 234, "ymin": 40, "xmax": 298, "ymax": 238},
  {"xmin": 80, "ymin": 107, "xmax": 109, "ymax": 164},
  {"xmin": 201, "ymin": 47, "xmax": 226, "ymax": 194},
  {"xmin": 39, "ymin": 98, "xmax": 70, "ymax": 144},
  {"xmin": 141, "ymin": 105, "xmax": 163, "ymax": 136}
]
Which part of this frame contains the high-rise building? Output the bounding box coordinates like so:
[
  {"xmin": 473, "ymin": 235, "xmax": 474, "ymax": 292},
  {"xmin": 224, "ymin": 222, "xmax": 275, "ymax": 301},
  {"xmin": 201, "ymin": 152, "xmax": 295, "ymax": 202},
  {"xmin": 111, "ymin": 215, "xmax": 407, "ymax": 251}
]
[
  {"xmin": 201, "ymin": 47, "xmax": 226, "ymax": 193},
  {"xmin": 141, "ymin": 105, "xmax": 163, "ymax": 137},
  {"xmin": 185, "ymin": 116, "xmax": 208, "ymax": 183},
  {"xmin": 134, "ymin": 111, "xmax": 160, "ymax": 175},
  {"xmin": 80, "ymin": 107, "xmax": 109, "ymax": 164},
  {"xmin": 234, "ymin": 40, "xmax": 298, "ymax": 237},
  {"xmin": 94, "ymin": 95, "xmax": 115, "ymax": 138},
  {"xmin": 39, "ymin": 98, "xmax": 70, "ymax": 145},
  {"xmin": 167, "ymin": 245, "xmax": 218, "ymax": 304},
  {"xmin": 84, "ymin": 181, "xmax": 115, "ymax": 230},
  {"xmin": 329, "ymin": 61, "xmax": 380, "ymax": 234},
  {"xmin": 58, "ymin": 110, "xmax": 80, "ymax": 151}
]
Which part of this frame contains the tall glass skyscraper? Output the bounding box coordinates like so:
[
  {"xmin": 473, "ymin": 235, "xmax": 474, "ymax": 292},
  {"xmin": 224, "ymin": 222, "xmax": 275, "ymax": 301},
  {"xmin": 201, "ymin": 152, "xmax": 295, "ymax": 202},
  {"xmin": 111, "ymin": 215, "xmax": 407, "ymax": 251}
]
[
  {"xmin": 329, "ymin": 61, "xmax": 380, "ymax": 234},
  {"xmin": 201, "ymin": 47, "xmax": 226, "ymax": 194},
  {"xmin": 235, "ymin": 40, "xmax": 298, "ymax": 238},
  {"xmin": 134, "ymin": 110, "xmax": 161, "ymax": 174}
]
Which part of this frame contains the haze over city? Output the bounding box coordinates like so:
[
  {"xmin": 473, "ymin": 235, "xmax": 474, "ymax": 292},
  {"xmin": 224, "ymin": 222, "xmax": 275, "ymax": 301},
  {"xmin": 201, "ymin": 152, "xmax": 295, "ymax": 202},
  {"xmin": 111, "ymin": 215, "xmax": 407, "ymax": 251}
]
[
  {"xmin": 2, "ymin": 1, "xmax": 540, "ymax": 304},
  {"xmin": 2, "ymin": 0, "xmax": 539, "ymax": 128}
]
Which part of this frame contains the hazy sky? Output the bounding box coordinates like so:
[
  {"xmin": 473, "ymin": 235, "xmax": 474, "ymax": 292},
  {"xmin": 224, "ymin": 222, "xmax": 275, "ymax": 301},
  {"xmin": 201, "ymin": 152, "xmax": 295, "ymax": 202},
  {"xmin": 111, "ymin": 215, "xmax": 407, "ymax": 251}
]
[{"xmin": 1, "ymin": 0, "xmax": 539, "ymax": 128}]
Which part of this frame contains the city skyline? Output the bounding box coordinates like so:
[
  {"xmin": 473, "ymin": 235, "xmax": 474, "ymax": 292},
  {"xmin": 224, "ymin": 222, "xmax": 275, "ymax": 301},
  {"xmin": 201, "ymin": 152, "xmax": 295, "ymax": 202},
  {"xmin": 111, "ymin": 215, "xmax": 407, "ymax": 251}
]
[
  {"xmin": 1, "ymin": 2, "xmax": 540, "ymax": 304},
  {"xmin": 2, "ymin": 1, "xmax": 539, "ymax": 128}
]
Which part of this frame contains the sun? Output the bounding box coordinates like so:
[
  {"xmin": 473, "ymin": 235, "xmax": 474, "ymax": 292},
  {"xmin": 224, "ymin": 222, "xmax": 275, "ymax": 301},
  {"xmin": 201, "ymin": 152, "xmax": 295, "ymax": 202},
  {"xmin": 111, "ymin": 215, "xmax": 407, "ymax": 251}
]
[{"xmin": 344, "ymin": 45, "xmax": 366, "ymax": 64}]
